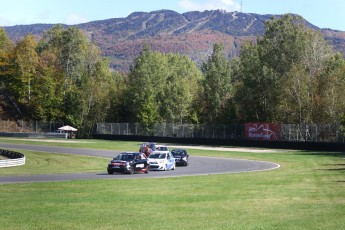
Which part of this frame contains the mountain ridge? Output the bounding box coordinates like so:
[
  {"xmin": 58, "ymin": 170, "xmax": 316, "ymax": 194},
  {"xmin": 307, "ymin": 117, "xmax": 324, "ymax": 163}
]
[{"xmin": 3, "ymin": 10, "xmax": 345, "ymax": 72}]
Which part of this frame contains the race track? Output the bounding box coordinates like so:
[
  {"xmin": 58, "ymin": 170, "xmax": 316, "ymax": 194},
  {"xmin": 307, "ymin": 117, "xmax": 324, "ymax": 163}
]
[{"xmin": 0, "ymin": 143, "xmax": 280, "ymax": 184}]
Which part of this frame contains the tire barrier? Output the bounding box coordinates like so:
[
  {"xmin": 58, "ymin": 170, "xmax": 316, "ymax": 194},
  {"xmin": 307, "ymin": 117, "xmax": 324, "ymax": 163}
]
[{"xmin": 0, "ymin": 149, "xmax": 25, "ymax": 168}]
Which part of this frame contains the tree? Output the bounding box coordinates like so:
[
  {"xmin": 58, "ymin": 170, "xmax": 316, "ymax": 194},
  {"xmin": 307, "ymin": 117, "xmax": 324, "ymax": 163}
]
[
  {"xmin": 318, "ymin": 54, "xmax": 345, "ymax": 124},
  {"xmin": 278, "ymin": 63, "xmax": 310, "ymax": 123},
  {"xmin": 41, "ymin": 25, "xmax": 88, "ymax": 96},
  {"xmin": 301, "ymin": 29, "xmax": 335, "ymax": 122},
  {"xmin": 201, "ymin": 43, "xmax": 233, "ymax": 124},
  {"xmin": 125, "ymin": 45, "xmax": 161, "ymax": 131},
  {"xmin": 0, "ymin": 28, "xmax": 13, "ymax": 51},
  {"xmin": 258, "ymin": 15, "xmax": 306, "ymax": 77},
  {"xmin": 159, "ymin": 53, "xmax": 203, "ymax": 123},
  {"xmin": 15, "ymin": 34, "xmax": 39, "ymax": 102},
  {"xmin": 126, "ymin": 45, "xmax": 203, "ymax": 130},
  {"xmin": 235, "ymin": 14, "xmax": 339, "ymax": 124},
  {"xmin": 0, "ymin": 28, "xmax": 15, "ymax": 83},
  {"xmin": 105, "ymin": 72, "xmax": 128, "ymax": 122},
  {"xmin": 0, "ymin": 28, "xmax": 23, "ymax": 118},
  {"xmin": 79, "ymin": 57, "xmax": 113, "ymax": 136},
  {"xmin": 35, "ymin": 26, "xmax": 116, "ymax": 136}
]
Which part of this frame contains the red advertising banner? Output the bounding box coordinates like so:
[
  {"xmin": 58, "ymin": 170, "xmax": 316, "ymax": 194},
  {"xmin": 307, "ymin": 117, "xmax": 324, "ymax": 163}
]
[{"xmin": 244, "ymin": 123, "xmax": 281, "ymax": 141}]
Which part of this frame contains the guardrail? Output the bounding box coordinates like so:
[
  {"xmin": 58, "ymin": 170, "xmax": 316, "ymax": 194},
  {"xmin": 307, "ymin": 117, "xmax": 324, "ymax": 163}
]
[{"xmin": 0, "ymin": 149, "xmax": 26, "ymax": 168}]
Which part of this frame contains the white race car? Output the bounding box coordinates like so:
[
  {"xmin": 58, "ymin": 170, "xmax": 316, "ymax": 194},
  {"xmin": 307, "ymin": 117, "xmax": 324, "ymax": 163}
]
[
  {"xmin": 155, "ymin": 144, "xmax": 169, "ymax": 151},
  {"xmin": 148, "ymin": 151, "xmax": 176, "ymax": 171}
]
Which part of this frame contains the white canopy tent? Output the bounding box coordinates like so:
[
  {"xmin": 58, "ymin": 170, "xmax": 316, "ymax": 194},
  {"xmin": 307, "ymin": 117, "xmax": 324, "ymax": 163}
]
[{"xmin": 58, "ymin": 125, "xmax": 77, "ymax": 132}]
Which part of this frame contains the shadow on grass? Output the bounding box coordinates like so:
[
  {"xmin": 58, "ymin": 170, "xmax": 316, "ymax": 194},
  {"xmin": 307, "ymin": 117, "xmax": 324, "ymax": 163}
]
[
  {"xmin": 326, "ymin": 168, "xmax": 345, "ymax": 171},
  {"xmin": 297, "ymin": 150, "xmax": 345, "ymax": 158},
  {"xmin": 317, "ymin": 168, "xmax": 345, "ymax": 171},
  {"xmin": 322, "ymin": 164, "xmax": 345, "ymax": 166},
  {"xmin": 317, "ymin": 162, "xmax": 345, "ymax": 173}
]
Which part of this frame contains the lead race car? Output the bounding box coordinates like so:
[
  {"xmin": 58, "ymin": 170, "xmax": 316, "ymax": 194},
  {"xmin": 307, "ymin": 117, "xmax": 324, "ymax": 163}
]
[{"xmin": 107, "ymin": 152, "xmax": 150, "ymax": 174}]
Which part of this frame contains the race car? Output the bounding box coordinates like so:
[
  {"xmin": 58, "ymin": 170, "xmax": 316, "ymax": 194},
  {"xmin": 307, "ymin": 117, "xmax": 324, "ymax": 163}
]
[
  {"xmin": 139, "ymin": 142, "xmax": 156, "ymax": 157},
  {"xmin": 107, "ymin": 152, "xmax": 150, "ymax": 174},
  {"xmin": 171, "ymin": 148, "xmax": 189, "ymax": 166},
  {"xmin": 147, "ymin": 151, "xmax": 176, "ymax": 171},
  {"xmin": 155, "ymin": 145, "xmax": 169, "ymax": 151}
]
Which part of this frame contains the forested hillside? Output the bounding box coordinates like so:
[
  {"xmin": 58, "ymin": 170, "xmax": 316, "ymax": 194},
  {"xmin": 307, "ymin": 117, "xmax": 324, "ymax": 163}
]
[
  {"xmin": 1, "ymin": 14, "xmax": 345, "ymax": 137},
  {"xmin": 4, "ymin": 10, "xmax": 345, "ymax": 72}
]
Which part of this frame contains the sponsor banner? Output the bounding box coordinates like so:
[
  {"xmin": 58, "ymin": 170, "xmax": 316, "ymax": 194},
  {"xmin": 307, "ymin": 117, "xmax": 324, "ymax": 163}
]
[{"xmin": 245, "ymin": 123, "xmax": 281, "ymax": 141}]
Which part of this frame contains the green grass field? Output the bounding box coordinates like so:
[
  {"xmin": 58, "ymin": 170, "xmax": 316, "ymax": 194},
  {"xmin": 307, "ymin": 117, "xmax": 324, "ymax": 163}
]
[{"xmin": 0, "ymin": 138, "xmax": 344, "ymax": 229}]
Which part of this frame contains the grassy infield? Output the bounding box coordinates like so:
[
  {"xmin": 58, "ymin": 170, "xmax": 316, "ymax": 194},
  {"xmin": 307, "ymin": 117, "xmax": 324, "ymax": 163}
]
[{"xmin": 0, "ymin": 138, "xmax": 344, "ymax": 229}]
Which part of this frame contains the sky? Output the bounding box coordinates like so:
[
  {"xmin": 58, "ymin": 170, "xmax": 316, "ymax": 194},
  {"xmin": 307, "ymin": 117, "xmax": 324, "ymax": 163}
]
[{"xmin": 0, "ymin": 0, "xmax": 344, "ymax": 31}]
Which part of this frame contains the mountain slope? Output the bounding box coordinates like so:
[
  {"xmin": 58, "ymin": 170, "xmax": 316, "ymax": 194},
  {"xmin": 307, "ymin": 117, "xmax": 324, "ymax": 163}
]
[{"xmin": 4, "ymin": 10, "xmax": 345, "ymax": 72}]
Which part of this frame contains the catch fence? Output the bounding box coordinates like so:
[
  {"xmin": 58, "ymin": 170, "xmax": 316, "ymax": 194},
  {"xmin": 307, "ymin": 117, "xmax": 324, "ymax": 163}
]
[
  {"xmin": 94, "ymin": 123, "xmax": 244, "ymax": 139},
  {"xmin": 1, "ymin": 120, "xmax": 343, "ymax": 143},
  {"xmin": 0, "ymin": 119, "xmax": 64, "ymax": 133},
  {"xmin": 94, "ymin": 123, "xmax": 345, "ymax": 143}
]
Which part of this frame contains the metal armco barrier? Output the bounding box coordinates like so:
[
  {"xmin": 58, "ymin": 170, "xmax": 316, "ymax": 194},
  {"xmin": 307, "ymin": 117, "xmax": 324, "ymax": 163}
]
[{"xmin": 0, "ymin": 149, "xmax": 25, "ymax": 168}]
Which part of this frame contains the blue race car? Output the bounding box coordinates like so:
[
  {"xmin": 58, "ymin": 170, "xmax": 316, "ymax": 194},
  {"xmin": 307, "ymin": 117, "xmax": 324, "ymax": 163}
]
[{"xmin": 171, "ymin": 148, "xmax": 189, "ymax": 166}]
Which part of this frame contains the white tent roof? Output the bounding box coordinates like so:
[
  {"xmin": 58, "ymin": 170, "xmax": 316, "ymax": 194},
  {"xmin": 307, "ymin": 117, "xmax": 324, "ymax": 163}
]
[{"xmin": 58, "ymin": 125, "xmax": 77, "ymax": 131}]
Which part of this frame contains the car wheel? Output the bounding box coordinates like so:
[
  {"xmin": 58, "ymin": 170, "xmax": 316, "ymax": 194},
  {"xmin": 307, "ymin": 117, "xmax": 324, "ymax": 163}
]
[
  {"xmin": 128, "ymin": 167, "xmax": 134, "ymax": 174},
  {"xmin": 145, "ymin": 167, "xmax": 150, "ymax": 174},
  {"xmin": 107, "ymin": 170, "xmax": 114, "ymax": 174}
]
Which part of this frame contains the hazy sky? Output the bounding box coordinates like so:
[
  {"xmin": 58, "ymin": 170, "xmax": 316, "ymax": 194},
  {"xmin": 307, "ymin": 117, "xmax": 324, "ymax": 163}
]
[{"xmin": 1, "ymin": 0, "xmax": 344, "ymax": 31}]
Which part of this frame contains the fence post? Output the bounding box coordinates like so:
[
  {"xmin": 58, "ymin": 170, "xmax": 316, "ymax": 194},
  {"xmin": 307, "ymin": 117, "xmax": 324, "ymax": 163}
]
[{"xmin": 316, "ymin": 124, "xmax": 318, "ymax": 142}]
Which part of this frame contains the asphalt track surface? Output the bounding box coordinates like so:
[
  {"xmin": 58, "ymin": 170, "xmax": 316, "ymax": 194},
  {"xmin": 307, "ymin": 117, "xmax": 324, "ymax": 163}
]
[{"xmin": 0, "ymin": 143, "xmax": 280, "ymax": 184}]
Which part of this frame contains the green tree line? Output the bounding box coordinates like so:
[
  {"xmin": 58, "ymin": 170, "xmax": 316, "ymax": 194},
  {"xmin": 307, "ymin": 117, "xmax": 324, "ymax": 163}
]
[{"xmin": 1, "ymin": 15, "xmax": 345, "ymax": 136}]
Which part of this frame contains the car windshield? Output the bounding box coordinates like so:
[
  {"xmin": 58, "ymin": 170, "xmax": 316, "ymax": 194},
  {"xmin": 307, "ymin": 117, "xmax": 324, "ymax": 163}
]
[
  {"xmin": 149, "ymin": 143, "xmax": 156, "ymax": 150},
  {"xmin": 115, "ymin": 154, "xmax": 135, "ymax": 161},
  {"xmin": 149, "ymin": 153, "xmax": 166, "ymax": 159},
  {"xmin": 172, "ymin": 150, "xmax": 184, "ymax": 155},
  {"xmin": 156, "ymin": 146, "xmax": 168, "ymax": 151}
]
